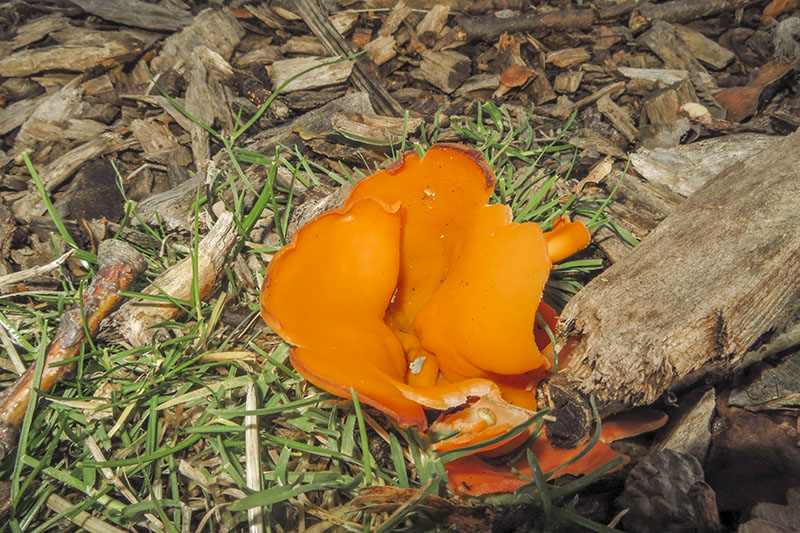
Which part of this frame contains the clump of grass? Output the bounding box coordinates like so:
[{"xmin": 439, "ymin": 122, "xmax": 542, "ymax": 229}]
[{"xmin": 0, "ymin": 72, "xmax": 634, "ymax": 531}]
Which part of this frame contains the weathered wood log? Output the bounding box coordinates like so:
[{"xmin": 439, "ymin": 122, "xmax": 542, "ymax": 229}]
[
  {"xmin": 630, "ymin": 133, "xmax": 781, "ymax": 197},
  {"xmin": 543, "ymin": 128, "xmax": 800, "ymax": 432}
]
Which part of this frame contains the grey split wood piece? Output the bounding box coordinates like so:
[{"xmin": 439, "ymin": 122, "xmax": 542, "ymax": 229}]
[{"xmin": 539, "ymin": 127, "xmax": 800, "ymax": 446}]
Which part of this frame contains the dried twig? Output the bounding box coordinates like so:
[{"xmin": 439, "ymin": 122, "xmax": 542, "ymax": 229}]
[
  {"xmin": 456, "ymin": 0, "xmax": 761, "ymax": 42},
  {"xmin": 106, "ymin": 211, "xmax": 238, "ymax": 347},
  {"xmin": 0, "ymin": 240, "xmax": 146, "ymax": 460},
  {"xmin": 0, "ymin": 250, "xmax": 73, "ymax": 289}
]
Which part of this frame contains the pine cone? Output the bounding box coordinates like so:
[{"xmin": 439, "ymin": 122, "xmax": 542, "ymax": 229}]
[{"xmin": 617, "ymin": 449, "xmax": 720, "ymax": 533}]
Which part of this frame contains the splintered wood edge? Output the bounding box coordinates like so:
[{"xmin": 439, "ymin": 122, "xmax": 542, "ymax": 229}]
[
  {"xmin": 112, "ymin": 211, "xmax": 239, "ymax": 347},
  {"xmin": 553, "ymin": 128, "xmax": 800, "ymax": 414}
]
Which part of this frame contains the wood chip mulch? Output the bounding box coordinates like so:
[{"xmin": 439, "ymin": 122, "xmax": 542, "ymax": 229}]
[{"xmin": 1, "ymin": 0, "xmax": 799, "ymax": 531}]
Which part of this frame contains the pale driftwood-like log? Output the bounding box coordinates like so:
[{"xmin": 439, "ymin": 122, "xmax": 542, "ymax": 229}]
[
  {"xmin": 69, "ymin": 0, "xmax": 193, "ymax": 31},
  {"xmin": 630, "ymin": 133, "xmax": 781, "ymax": 197},
  {"xmin": 105, "ymin": 212, "xmax": 238, "ymax": 347},
  {"xmin": 591, "ymin": 171, "xmax": 686, "ymax": 265},
  {"xmin": 607, "ymin": 174, "xmax": 685, "ymax": 232},
  {"xmin": 546, "ymin": 128, "xmax": 800, "ymax": 424}
]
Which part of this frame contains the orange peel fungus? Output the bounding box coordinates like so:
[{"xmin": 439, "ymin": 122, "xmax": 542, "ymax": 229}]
[{"xmin": 260, "ymin": 144, "xmax": 659, "ymax": 495}]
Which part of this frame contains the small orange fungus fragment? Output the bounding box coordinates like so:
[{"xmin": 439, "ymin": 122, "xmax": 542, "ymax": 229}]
[
  {"xmin": 545, "ymin": 215, "xmax": 591, "ymax": 263},
  {"xmin": 429, "ymin": 395, "xmax": 531, "ymax": 454},
  {"xmin": 260, "ymin": 198, "xmax": 426, "ymax": 428},
  {"xmin": 446, "ymin": 408, "xmax": 668, "ymax": 496},
  {"xmin": 416, "ymin": 203, "xmax": 551, "ymax": 377}
]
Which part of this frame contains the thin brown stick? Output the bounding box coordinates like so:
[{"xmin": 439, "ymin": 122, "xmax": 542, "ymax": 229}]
[
  {"xmin": 456, "ymin": 9, "xmax": 598, "ymax": 42},
  {"xmin": 455, "ymin": 0, "xmax": 761, "ymax": 42},
  {"xmin": 0, "ymin": 240, "xmax": 146, "ymax": 460}
]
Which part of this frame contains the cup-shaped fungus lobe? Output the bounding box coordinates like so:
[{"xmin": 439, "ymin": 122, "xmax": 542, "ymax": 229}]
[
  {"xmin": 343, "ymin": 144, "xmax": 498, "ymax": 333},
  {"xmin": 260, "ymin": 198, "xmax": 428, "ymax": 428},
  {"xmin": 416, "ymin": 203, "xmax": 552, "ymax": 378}
]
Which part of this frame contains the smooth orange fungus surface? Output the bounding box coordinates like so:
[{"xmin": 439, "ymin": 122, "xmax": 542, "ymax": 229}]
[{"xmin": 259, "ymin": 144, "xmax": 659, "ymax": 495}]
